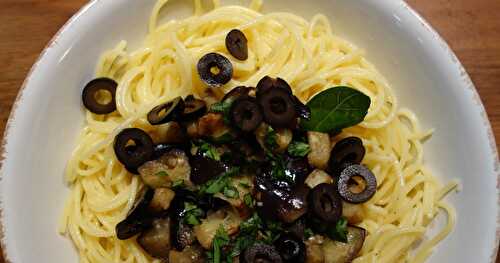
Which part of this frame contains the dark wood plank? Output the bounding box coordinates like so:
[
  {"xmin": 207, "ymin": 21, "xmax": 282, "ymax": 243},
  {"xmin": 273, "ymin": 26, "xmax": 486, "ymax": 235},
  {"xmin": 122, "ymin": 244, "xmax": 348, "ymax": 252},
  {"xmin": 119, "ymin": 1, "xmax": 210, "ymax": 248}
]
[{"xmin": 0, "ymin": 0, "xmax": 498, "ymax": 262}]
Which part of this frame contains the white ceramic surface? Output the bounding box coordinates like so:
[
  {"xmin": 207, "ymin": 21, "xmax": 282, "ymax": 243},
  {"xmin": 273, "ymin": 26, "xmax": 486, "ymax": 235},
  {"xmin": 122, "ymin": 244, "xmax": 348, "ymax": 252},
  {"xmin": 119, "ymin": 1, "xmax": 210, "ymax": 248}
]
[{"xmin": 0, "ymin": 0, "xmax": 498, "ymax": 262}]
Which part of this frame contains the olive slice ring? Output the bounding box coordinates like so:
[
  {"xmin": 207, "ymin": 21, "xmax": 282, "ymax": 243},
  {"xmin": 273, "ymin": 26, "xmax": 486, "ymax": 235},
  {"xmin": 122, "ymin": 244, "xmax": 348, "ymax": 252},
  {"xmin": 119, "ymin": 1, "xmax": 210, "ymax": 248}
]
[
  {"xmin": 338, "ymin": 164, "xmax": 377, "ymax": 204},
  {"xmin": 226, "ymin": 29, "xmax": 248, "ymax": 61},
  {"xmin": 197, "ymin": 53, "xmax": 233, "ymax": 87},
  {"xmin": 114, "ymin": 128, "xmax": 154, "ymax": 172},
  {"xmin": 82, "ymin": 77, "xmax": 118, "ymax": 114},
  {"xmin": 147, "ymin": 97, "xmax": 185, "ymax": 125},
  {"xmin": 309, "ymin": 183, "xmax": 342, "ymax": 223}
]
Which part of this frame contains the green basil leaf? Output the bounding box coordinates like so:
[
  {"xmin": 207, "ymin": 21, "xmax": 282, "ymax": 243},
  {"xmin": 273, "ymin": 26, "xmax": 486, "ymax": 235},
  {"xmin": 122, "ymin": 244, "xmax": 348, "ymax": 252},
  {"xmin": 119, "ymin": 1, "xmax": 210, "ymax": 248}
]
[
  {"xmin": 301, "ymin": 87, "xmax": 371, "ymax": 132},
  {"xmin": 287, "ymin": 141, "xmax": 311, "ymax": 157}
]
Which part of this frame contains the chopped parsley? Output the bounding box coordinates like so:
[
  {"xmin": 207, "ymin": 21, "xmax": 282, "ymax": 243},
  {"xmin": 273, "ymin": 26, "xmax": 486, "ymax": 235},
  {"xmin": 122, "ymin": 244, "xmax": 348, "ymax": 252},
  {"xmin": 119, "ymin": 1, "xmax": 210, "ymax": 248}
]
[
  {"xmin": 210, "ymin": 100, "xmax": 233, "ymax": 124},
  {"xmin": 208, "ymin": 225, "xmax": 230, "ymax": 263},
  {"xmin": 201, "ymin": 167, "xmax": 240, "ymax": 195},
  {"xmin": 264, "ymin": 126, "xmax": 278, "ymax": 150},
  {"xmin": 223, "ymin": 186, "xmax": 239, "ymax": 199},
  {"xmin": 304, "ymin": 227, "xmax": 314, "ymax": 239},
  {"xmin": 238, "ymin": 182, "xmax": 251, "ymax": 189},
  {"xmin": 182, "ymin": 202, "xmax": 204, "ymax": 226},
  {"xmin": 243, "ymin": 193, "xmax": 254, "ymax": 208},
  {"xmin": 325, "ymin": 217, "xmax": 349, "ymax": 242},
  {"xmin": 199, "ymin": 142, "xmax": 221, "ymax": 161},
  {"xmin": 287, "ymin": 141, "xmax": 311, "ymax": 157},
  {"xmin": 172, "ymin": 179, "xmax": 184, "ymax": 188},
  {"xmin": 155, "ymin": 171, "xmax": 168, "ymax": 177}
]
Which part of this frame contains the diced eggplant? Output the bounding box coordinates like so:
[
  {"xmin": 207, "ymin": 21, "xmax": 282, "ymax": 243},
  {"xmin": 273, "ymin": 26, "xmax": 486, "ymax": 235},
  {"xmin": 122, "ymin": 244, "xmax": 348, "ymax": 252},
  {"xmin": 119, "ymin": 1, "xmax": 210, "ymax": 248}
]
[
  {"xmin": 173, "ymin": 221, "xmax": 197, "ymax": 251},
  {"xmin": 148, "ymin": 188, "xmax": 175, "ymax": 214},
  {"xmin": 307, "ymin": 131, "xmax": 331, "ymax": 169},
  {"xmin": 169, "ymin": 245, "xmax": 205, "ymax": 263},
  {"xmin": 305, "ymin": 235, "xmax": 325, "ymax": 263},
  {"xmin": 138, "ymin": 149, "xmax": 192, "ymax": 189},
  {"xmin": 214, "ymin": 175, "xmax": 254, "ymax": 217},
  {"xmin": 137, "ymin": 217, "xmax": 172, "ymax": 259},
  {"xmin": 193, "ymin": 208, "xmax": 242, "ymax": 249},
  {"xmin": 305, "ymin": 169, "xmax": 333, "ymax": 189},
  {"xmin": 342, "ymin": 202, "xmax": 364, "ymax": 224},
  {"xmin": 322, "ymin": 226, "xmax": 366, "ymax": 263},
  {"xmin": 151, "ymin": 122, "xmax": 187, "ymax": 144}
]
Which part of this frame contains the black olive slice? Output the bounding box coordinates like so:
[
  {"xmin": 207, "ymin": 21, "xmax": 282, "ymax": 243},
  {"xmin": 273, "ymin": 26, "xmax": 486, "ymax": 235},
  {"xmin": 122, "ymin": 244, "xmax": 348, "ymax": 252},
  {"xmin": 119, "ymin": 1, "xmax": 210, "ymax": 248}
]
[
  {"xmin": 116, "ymin": 188, "xmax": 155, "ymax": 240},
  {"xmin": 256, "ymin": 76, "xmax": 292, "ymax": 98},
  {"xmin": 114, "ymin": 128, "xmax": 154, "ymax": 173},
  {"xmin": 197, "ymin": 53, "xmax": 233, "ymax": 87},
  {"xmin": 230, "ymin": 96, "xmax": 263, "ymax": 132},
  {"xmin": 242, "ymin": 243, "xmax": 283, "ymax": 263},
  {"xmin": 225, "ymin": 29, "xmax": 248, "ymax": 60},
  {"xmin": 189, "ymin": 155, "xmax": 228, "ymax": 185},
  {"xmin": 222, "ymin": 86, "xmax": 253, "ymax": 103},
  {"xmin": 147, "ymin": 97, "xmax": 185, "ymax": 125},
  {"xmin": 274, "ymin": 234, "xmax": 306, "ymax": 263},
  {"xmin": 309, "ymin": 183, "xmax": 342, "ymax": 223},
  {"xmin": 292, "ymin": 95, "xmax": 311, "ymax": 120},
  {"xmin": 284, "ymin": 155, "xmax": 311, "ymax": 185},
  {"xmin": 82, "ymin": 78, "xmax": 117, "ymax": 114},
  {"xmin": 183, "ymin": 95, "xmax": 207, "ymax": 120},
  {"xmin": 329, "ymin": 137, "xmax": 366, "ymax": 174},
  {"xmin": 338, "ymin": 164, "xmax": 377, "ymax": 204},
  {"xmin": 258, "ymin": 87, "xmax": 297, "ymax": 128}
]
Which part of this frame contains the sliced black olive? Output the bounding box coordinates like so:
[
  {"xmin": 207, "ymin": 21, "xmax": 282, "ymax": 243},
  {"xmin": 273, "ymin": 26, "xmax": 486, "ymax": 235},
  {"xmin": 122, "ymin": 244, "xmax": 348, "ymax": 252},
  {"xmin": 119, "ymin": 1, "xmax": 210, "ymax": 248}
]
[
  {"xmin": 114, "ymin": 128, "xmax": 154, "ymax": 173},
  {"xmin": 116, "ymin": 188, "xmax": 154, "ymax": 240},
  {"xmin": 183, "ymin": 95, "xmax": 207, "ymax": 120},
  {"xmin": 147, "ymin": 97, "xmax": 185, "ymax": 125},
  {"xmin": 242, "ymin": 243, "xmax": 283, "ymax": 263},
  {"xmin": 137, "ymin": 217, "xmax": 171, "ymax": 259},
  {"xmin": 274, "ymin": 234, "xmax": 306, "ymax": 263},
  {"xmin": 286, "ymin": 218, "xmax": 306, "ymax": 240},
  {"xmin": 256, "ymin": 76, "xmax": 292, "ymax": 98},
  {"xmin": 222, "ymin": 86, "xmax": 253, "ymax": 103},
  {"xmin": 329, "ymin": 137, "xmax": 366, "ymax": 174},
  {"xmin": 197, "ymin": 53, "xmax": 233, "ymax": 87},
  {"xmin": 230, "ymin": 96, "xmax": 263, "ymax": 132},
  {"xmin": 226, "ymin": 29, "xmax": 248, "ymax": 60},
  {"xmin": 284, "ymin": 155, "xmax": 312, "ymax": 185},
  {"xmin": 309, "ymin": 183, "xmax": 342, "ymax": 223},
  {"xmin": 292, "ymin": 95, "xmax": 311, "ymax": 120},
  {"xmin": 189, "ymin": 154, "xmax": 228, "ymax": 185},
  {"xmin": 338, "ymin": 164, "xmax": 377, "ymax": 204},
  {"xmin": 258, "ymin": 87, "xmax": 297, "ymax": 128},
  {"xmin": 152, "ymin": 143, "xmax": 176, "ymax": 159},
  {"xmin": 82, "ymin": 78, "xmax": 117, "ymax": 114}
]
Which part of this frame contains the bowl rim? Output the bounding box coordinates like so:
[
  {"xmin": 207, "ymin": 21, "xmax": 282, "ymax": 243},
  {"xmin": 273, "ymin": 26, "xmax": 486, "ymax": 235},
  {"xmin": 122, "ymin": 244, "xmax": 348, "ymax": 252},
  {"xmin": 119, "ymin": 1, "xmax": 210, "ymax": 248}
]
[{"xmin": 0, "ymin": 0, "xmax": 498, "ymax": 262}]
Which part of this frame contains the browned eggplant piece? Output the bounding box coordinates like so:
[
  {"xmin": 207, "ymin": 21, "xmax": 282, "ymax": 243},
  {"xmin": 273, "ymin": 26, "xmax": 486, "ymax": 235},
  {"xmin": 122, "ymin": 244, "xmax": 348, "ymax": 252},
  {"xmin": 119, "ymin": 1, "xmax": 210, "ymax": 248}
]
[
  {"xmin": 137, "ymin": 217, "xmax": 172, "ymax": 259},
  {"xmin": 169, "ymin": 245, "xmax": 205, "ymax": 263},
  {"xmin": 148, "ymin": 188, "xmax": 175, "ymax": 214},
  {"xmin": 321, "ymin": 226, "xmax": 366, "ymax": 263},
  {"xmin": 115, "ymin": 188, "xmax": 154, "ymax": 240},
  {"xmin": 256, "ymin": 178, "xmax": 309, "ymax": 223},
  {"xmin": 138, "ymin": 149, "xmax": 192, "ymax": 189},
  {"xmin": 172, "ymin": 221, "xmax": 197, "ymax": 251}
]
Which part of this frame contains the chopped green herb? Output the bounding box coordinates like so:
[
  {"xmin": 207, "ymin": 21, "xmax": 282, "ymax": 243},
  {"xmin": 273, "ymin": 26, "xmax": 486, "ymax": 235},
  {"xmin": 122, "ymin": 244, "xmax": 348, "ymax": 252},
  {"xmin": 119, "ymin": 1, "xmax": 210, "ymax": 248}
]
[
  {"xmin": 304, "ymin": 228, "xmax": 314, "ymax": 239},
  {"xmin": 211, "ymin": 225, "xmax": 230, "ymax": 263},
  {"xmin": 155, "ymin": 171, "xmax": 168, "ymax": 177},
  {"xmin": 238, "ymin": 182, "xmax": 251, "ymax": 189},
  {"xmin": 264, "ymin": 126, "xmax": 278, "ymax": 150},
  {"xmin": 326, "ymin": 217, "xmax": 349, "ymax": 243},
  {"xmin": 199, "ymin": 142, "xmax": 221, "ymax": 161},
  {"xmin": 243, "ymin": 193, "xmax": 254, "ymax": 208},
  {"xmin": 262, "ymin": 219, "xmax": 283, "ymax": 244},
  {"xmin": 210, "ymin": 100, "xmax": 233, "ymax": 124},
  {"xmin": 182, "ymin": 202, "xmax": 204, "ymax": 226},
  {"xmin": 223, "ymin": 186, "xmax": 239, "ymax": 199},
  {"xmin": 172, "ymin": 179, "xmax": 184, "ymax": 188},
  {"xmin": 288, "ymin": 141, "xmax": 311, "ymax": 157},
  {"xmin": 201, "ymin": 167, "xmax": 240, "ymax": 195}
]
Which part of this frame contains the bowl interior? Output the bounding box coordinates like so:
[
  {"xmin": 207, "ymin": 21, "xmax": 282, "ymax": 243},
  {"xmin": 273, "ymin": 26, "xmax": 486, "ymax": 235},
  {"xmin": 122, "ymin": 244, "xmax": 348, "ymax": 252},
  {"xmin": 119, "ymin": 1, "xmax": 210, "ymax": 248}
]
[{"xmin": 1, "ymin": 0, "xmax": 498, "ymax": 262}]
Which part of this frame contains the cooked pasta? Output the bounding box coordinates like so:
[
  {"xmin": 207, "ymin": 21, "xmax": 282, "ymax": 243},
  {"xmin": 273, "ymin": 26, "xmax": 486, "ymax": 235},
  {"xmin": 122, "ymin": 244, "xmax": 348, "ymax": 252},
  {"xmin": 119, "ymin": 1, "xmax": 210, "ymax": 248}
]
[{"xmin": 59, "ymin": 0, "xmax": 457, "ymax": 262}]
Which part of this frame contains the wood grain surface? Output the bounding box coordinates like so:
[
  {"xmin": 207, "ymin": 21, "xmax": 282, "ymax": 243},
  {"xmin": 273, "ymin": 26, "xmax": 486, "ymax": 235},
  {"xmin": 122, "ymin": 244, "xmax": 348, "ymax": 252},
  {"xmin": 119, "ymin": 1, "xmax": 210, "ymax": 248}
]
[{"xmin": 0, "ymin": 0, "xmax": 499, "ymax": 262}]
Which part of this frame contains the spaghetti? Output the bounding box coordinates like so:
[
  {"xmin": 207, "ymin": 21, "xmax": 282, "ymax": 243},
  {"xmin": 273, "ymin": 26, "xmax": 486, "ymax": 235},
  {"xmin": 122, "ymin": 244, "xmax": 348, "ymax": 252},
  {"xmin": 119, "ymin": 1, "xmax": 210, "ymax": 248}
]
[{"xmin": 59, "ymin": 0, "xmax": 457, "ymax": 262}]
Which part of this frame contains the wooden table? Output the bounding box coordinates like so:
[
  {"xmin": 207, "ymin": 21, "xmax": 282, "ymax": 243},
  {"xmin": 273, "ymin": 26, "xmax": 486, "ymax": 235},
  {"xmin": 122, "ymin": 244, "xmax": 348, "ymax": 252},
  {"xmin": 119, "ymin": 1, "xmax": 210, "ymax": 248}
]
[{"xmin": 0, "ymin": 0, "xmax": 499, "ymax": 262}]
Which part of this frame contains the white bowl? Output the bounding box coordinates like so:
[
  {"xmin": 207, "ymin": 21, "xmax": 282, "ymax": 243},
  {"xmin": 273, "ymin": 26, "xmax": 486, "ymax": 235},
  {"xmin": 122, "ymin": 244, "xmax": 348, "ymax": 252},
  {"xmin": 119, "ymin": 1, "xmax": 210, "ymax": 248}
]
[{"xmin": 1, "ymin": 0, "xmax": 498, "ymax": 262}]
